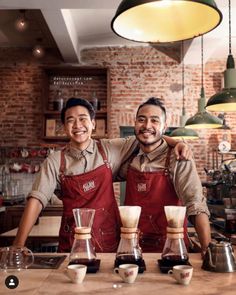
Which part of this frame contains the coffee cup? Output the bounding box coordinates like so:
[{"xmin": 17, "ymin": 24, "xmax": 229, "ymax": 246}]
[
  {"xmin": 65, "ymin": 264, "xmax": 87, "ymax": 284},
  {"xmin": 168, "ymin": 265, "xmax": 193, "ymax": 285},
  {"xmin": 114, "ymin": 264, "xmax": 138, "ymax": 284}
]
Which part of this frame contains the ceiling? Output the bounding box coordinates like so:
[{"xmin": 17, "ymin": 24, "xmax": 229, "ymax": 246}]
[{"xmin": 0, "ymin": 0, "xmax": 235, "ymax": 65}]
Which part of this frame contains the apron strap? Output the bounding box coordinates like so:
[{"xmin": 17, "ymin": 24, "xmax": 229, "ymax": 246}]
[
  {"xmin": 164, "ymin": 147, "xmax": 172, "ymax": 169},
  {"xmin": 96, "ymin": 140, "xmax": 111, "ymax": 168},
  {"xmin": 59, "ymin": 148, "xmax": 67, "ymax": 175},
  {"xmin": 96, "ymin": 139, "xmax": 107, "ymax": 162},
  {"xmin": 124, "ymin": 144, "xmax": 140, "ymax": 170}
]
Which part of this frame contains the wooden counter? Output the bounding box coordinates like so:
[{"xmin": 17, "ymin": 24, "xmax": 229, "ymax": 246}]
[
  {"xmin": 1, "ymin": 204, "xmax": 62, "ymax": 234},
  {"xmin": 0, "ymin": 216, "xmax": 60, "ymax": 238},
  {"xmin": 0, "ymin": 216, "xmax": 61, "ymax": 250},
  {"xmin": 0, "ymin": 253, "xmax": 235, "ymax": 294}
]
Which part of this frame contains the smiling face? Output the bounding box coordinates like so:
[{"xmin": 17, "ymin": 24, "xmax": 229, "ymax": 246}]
[
  {"xmin": 64, "ymin": 105, "xmax": 95, "ymax": 150},
  {"xmin": 134, "ymin": 104, "xmax": 167, "ymax": 153}
]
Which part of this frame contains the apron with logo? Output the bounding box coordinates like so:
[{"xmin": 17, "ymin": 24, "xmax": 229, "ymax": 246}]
[
  {"xmin": 125, "ymin": 147, "xmax": 188, "ymax": 252},
  {"xmin": 58, "ymin": 141, "xmax": 121, "ymax": 253}
]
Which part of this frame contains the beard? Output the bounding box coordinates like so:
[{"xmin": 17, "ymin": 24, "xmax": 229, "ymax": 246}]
[{"xmin": 134, "ymin": 128, "xmax": 163, "ymax": 147}]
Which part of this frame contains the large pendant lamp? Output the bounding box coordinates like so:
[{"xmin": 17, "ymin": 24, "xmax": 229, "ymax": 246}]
[
  {"xmin": 185, "ymin": 36, "xmax": 222, "ymax": 129},
  {"xmin": 206, "ymin": 0, "xmax": 236, "ymax": 112},
  {"xmin": 170, "ymin": 42, "xmax": 199, "ymax": 140},
  {"xmin": 111, "ymin": 0, "xmax": 222, "ymax": 43}
]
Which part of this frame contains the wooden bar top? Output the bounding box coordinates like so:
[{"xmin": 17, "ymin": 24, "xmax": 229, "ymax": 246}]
[
  {"xmin": 0, "ymin": 253, "xmax": 235, "ymax": 294},
  {"xmin": 0, "ymin": 216, "xmax": 61, "ymax": 238}
]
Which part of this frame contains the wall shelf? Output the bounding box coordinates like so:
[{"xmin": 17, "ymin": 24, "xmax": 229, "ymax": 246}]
[{"xmin": 41, "ymin": 66, "xmax": 110, "ymax": 142}]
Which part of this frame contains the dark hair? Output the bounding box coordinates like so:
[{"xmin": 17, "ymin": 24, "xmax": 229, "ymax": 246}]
[
  {"xmin": 136, "ymin": 97, "xmax": 166, "ymax": 121},
  {"xmin": 61, "ymin": 97, "xmax": 95, "ymax": 123}
]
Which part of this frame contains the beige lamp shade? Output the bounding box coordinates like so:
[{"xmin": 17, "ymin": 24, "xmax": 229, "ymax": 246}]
[{"xmin": 111, "ymin": 0, "xmax": 222, "ymax": 43}]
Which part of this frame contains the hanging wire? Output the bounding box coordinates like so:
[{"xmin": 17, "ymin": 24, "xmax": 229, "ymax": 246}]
[
  {"xmin": 201, "ymin": 36, "xmax": 204, "ymax": 89},
  {"xmin": 229, "ymin": 0, "xmax": 231, "ymax": 55},
  {"xmin": 181, "ymin": 41, "xmax": 185, "ymax": 112},
  {"xmin": 226, "ymin": 0, "xmax": 234, "ymax": 69}
]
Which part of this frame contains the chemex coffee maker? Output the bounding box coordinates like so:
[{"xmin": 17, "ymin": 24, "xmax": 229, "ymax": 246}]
[
  {"xmin": 114, "ymin": 206, "xmax": 146, "ymax": 273},
  {"xmin": 158, "ymin": 206, "xmax": 189, "ymax": 273},
  {"xmin": 69, "ymin": 208, "xmax": 100, "ymax": 273}
]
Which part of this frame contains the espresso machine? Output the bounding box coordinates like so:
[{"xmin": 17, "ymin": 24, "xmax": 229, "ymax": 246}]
[{"xmin": 204, "ymin": 154, "xmax": 236, "ymax": 235}]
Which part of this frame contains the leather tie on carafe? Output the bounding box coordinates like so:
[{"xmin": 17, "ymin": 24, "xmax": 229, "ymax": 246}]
[
  {"xmin": 120, "ymin": 227, "xmax": 139, "ymax": 240},
  {"xmin": 166, "ymin": 226, "xmax": 184, "ymax": 239},
  {"xmin": 74, "ymin": 227, "xmax": 91, "ymax": 240}
]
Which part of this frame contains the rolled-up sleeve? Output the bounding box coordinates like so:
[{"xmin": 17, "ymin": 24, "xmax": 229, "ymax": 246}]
[
  {"xmin": 172, "ymin": 158, "xmax": 210, "ymax": 218},
  {"xmin": 27, "ymin": 153, "xmax": 60, "ymax": 208}
]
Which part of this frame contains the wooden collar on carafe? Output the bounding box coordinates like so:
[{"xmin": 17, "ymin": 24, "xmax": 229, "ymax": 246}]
[
  {"xmin": 166, "ymin": 227, "xmax": 184, "ymax": 239},
  {"xmin": 74, "ymin": 227, "xmax": 91, "ymax": 240},
  {"xmin": 120, "ymin": 227, "xmax": 138, "ymax": 239}
]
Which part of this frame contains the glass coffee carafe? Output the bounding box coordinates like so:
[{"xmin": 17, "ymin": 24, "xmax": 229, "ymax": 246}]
[
  {"xmin": 115, "ymin": 206, "xmax": 146, "ymax": 272},
  {"xmin": 69, "ymin": 208, "xmax": 99, "ymax": 272},
  {"xmin": 161, "ymin": 206, "xmax": 189, "ymax": 267},
  {"xmin": 0, "ymin": 246, "xmax": 34, "ymax": 271}
]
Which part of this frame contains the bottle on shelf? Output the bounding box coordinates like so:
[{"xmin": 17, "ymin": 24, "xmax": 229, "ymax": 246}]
[
  {"xmin": 91, "ymin": 92, "xmax": 100, "ymax": 111},
  {"xmin": 53, "ymin": 90, "xmax": 64, "ymax": 111}
]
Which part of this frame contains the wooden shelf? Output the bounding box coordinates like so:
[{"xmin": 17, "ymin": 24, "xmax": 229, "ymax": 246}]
[
  {"xmin": 43, "ymin": 110, "xmax": 107, "ymax": 117},
  {"xmin": 42, "ymin": 136, "xmax": 69, "ymax": 141},
  {"xmin": 41, "ymin": 66, "xmax": 109, "ymax": 143},
  {"xmin": 42, "ymin": 134, "xmax": 108, "ymax": 141}
]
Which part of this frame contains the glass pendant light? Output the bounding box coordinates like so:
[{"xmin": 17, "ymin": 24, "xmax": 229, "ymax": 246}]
[
  {"xmin": 15, "ymin": 10, "xmax": 28, "ymax": 32},
  {"xmin": 32, "ymin": 38, "xmax": 45, "ymax": 58},
  {"xmin": 111, "ymin": 0, "xmax": 222, "ymax": 43},
  {"xmin": 185, "ymin": 36, "xmax": 222, "ymax": 129},
  {"xmin": 170, "ymin": 42, "xmax": 199, "ymax": 140},
  {"xmin": 206, "ymin": 0, "xmax": 236, "ymax": 112}
]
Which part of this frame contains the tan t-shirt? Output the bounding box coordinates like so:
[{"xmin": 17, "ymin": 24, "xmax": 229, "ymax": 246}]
[
  {"xmin": 30, "ymin": 137, "xmax": 138, "ymax": 208},
  {"xmin": 118, "ymin": 139, "xmax": 210, "ymax": 218}
]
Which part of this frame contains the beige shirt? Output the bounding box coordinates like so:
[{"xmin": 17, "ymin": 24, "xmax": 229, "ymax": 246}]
[
  {"xmin": 118, "ymin": 139, "xmax": 210, "ymax": 218},
  {"xmin": 30, "ymin": 137, "xmax": 138, "ymax": 208}
]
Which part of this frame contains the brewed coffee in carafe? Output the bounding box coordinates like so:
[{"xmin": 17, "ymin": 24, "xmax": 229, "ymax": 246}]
[
  {"xmin": 116, "ymin": 206, "xmax": 143, "ymax": 266},
  {"xmin": 69, "ymin": 208, "xmax": 97, "ymax": 267},
  {"xmin": 161, "ymin": 206, "xmax": 188, "ymax": 266}
]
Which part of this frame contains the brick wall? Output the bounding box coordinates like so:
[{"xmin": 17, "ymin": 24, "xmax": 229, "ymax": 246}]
[
  {"xmin": 1, "ymin": 46, "xmax": 235, "ymax": 195},
  {"xmin": 0, "ymin": 48, "xmax": 61, "ymax": 146},
  {"xmin": 81, "ymin": 47, "xmax": 236, "ymax": 181}
]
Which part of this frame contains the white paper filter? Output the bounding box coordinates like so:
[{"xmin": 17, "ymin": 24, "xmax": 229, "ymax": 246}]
[
  {"xmin": 119, "ymin": 206, "xmax": 141, "ymax": 228},
  {"xmin": 164, "ymin": 206, "xmax": 186, "ymax": 228}
]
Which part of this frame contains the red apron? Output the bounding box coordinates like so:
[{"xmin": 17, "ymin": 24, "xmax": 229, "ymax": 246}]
[
  {"xmin": 125, "ymin": 148, "xmax": 188, "ymax": 253},
  {"xmin": 58, "ymin": 141, "xmax": 121, "ymax": 253}
]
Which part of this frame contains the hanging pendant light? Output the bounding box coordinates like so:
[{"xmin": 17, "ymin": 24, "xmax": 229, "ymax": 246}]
[
  {"xmin": 32, "ymin": 38, "xmax": 45, "ymax": 58},
  {"xmin": 15, "ymin": 9, "xmax": 29, "ymax": 32},
  {"xmin": 217, "ymin": 113, "xmax": 230, "ymax": 130},
  {"xmin": 206, "ymin": 0, "xmax": 236, "ymax": 112},
  {"xmin": 170, "ymin": 122, "xmax": 199, "ymax": 139},
  {"xmin": 111, "ymin": 0, "xmax": 222, "ymax": 43},
  {"xmin": 170, "ymin": 42, "xmax": 199, "ymax": 140},
  {"xmin": 185, "ymin": 36, "xmax": 222, "ymax": 129}
]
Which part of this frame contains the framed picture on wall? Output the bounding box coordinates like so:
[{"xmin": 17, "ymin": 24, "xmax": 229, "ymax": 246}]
[
  {"xmin": 45, "ymin": 119, "xmax": 56, "ymax": 137},
  {"xmin": 95, "ymin": 119, "xmax": 106, "ymax": 136}
]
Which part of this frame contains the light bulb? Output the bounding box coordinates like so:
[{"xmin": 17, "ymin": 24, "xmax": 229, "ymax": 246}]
[
  {"xmin": 15, "ymin": 16, "xmax": 28, "ymax": 32},
  {"xmin": 32, "ymin": 45, "xmax": 45, "ymax": 58}
]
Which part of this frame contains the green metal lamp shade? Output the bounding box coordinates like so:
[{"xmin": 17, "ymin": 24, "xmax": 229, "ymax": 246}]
[
  {"xmin": 206, "ymin": 54, "xmax": 236, "ymax": 112},
  {"xmin": 185, "ymin": 111, "xmax": 222, "ymax": 129},
  {"xmin": 170, "ymin": 127, "xmax": 199, "ymax": 140},
  {"xmin": 111, "ymin": 0, "xmax": 222, "ymax": 43},
  {"xmin": 205, "ymin": 88, "xmax": 236, "ymax": 112}
]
